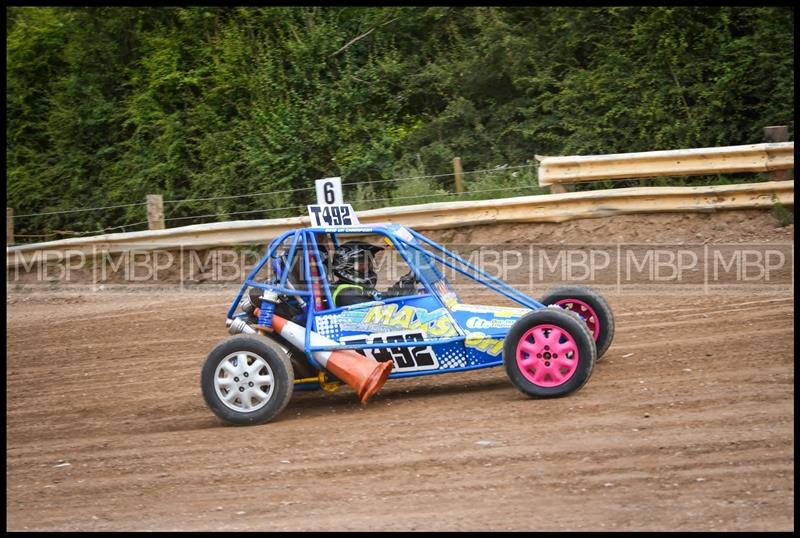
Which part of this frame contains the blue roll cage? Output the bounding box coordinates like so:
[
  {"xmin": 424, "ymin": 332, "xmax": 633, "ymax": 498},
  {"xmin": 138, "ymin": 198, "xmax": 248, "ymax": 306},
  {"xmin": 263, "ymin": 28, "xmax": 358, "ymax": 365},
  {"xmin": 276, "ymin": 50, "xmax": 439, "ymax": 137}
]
[{"xmin": 227, "ymin": 225, "xmax": 546, "ymax": 377}]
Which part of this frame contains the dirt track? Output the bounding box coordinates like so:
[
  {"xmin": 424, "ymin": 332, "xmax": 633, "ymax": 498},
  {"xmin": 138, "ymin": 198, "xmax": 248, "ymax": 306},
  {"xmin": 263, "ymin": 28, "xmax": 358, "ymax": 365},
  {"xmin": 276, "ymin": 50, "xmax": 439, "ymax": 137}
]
[{"xmin": 6, "ymin": 211, "xmax": 795, "ymax": 531}]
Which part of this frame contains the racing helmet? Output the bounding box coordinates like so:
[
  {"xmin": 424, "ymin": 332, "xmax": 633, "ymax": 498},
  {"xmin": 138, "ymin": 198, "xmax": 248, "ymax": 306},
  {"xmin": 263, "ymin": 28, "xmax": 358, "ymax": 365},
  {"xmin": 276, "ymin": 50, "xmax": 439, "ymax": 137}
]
[{"xmin": 332, "ymin": 241, "xmax": 384, "ymax": 287}]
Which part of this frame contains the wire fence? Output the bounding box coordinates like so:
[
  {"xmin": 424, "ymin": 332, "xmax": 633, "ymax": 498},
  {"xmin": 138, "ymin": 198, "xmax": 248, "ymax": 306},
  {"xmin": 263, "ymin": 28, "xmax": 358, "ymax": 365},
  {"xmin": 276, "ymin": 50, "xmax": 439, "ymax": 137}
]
[
  {"xmin": 12, "ymin": 201, "xmax": 149, "ymax": 219},
  {"xmin": 8, "ymin": 129, "xmax": 792, "ymax": 245},
  {"xmin": 8, "ymin": 162, "xmax": 540, "ymax": 243}
]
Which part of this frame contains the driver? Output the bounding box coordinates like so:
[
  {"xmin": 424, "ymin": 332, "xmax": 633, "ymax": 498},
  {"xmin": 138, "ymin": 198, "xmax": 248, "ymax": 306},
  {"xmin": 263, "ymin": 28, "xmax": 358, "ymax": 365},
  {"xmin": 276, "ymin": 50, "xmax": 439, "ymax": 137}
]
[{"xmin": 331, "ymin": 241, "xmax": 418, "ymax": 307}]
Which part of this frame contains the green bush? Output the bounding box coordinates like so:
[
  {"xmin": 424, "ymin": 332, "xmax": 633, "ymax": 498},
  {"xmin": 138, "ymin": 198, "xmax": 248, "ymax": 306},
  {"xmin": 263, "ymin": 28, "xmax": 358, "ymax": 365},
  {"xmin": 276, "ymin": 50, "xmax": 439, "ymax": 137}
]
[{"xmin": 6, "ymin": 7, "xmax": 794, "ymax": 239}]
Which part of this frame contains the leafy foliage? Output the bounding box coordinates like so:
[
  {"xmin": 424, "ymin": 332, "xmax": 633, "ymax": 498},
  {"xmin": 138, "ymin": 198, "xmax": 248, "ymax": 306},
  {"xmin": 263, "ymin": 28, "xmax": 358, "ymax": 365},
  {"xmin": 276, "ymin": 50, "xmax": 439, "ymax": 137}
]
[{"xmin": 6, "ymin": 7, "xmax": 794, "ymax": 239}]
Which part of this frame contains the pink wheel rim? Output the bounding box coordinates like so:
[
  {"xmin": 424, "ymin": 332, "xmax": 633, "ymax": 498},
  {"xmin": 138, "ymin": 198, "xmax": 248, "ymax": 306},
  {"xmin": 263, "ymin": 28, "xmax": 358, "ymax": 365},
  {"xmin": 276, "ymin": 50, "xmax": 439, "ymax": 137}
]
[
  {"xmin": 516, "ymin": 324, "xmax": 580, "ymax": 387},
  {"xmin": 554, "ymin": 299, "xmax": 600, "ymax": 341}
]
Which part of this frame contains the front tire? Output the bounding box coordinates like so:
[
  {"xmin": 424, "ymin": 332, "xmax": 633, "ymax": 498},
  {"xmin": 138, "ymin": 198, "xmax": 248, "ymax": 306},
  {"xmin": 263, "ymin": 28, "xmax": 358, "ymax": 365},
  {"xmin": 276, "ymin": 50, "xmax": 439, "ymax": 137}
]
[
  {"xmin": 503, "ymin": 307, "xmax": 596, "ymax": 398},
  {"xmin": 201, "ymin": 334, "xmax": 294, "ymax": 426}
]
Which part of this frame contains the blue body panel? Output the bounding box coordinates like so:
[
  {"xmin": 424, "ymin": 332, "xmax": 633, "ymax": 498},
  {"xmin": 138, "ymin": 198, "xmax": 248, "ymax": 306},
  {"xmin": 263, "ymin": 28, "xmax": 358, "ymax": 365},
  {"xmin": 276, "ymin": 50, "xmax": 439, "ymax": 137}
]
[{"xmin": 226, "ymin": 224, "xmax": 547, "ymax": 384}]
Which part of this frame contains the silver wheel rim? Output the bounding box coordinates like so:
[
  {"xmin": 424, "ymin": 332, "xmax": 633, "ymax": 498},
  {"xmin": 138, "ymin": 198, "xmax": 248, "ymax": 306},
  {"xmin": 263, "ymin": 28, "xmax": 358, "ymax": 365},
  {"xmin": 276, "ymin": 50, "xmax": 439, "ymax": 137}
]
[{"xmin": 214, "ymin": 351, "xmax": 275, "ymax": 413}]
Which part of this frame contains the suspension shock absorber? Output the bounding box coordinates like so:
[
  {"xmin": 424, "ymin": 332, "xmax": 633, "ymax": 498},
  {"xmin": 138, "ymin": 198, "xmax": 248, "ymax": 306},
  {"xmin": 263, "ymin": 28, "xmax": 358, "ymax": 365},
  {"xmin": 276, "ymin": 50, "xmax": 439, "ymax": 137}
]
[{"xmin": 257, "ymin": 290, "xmax": 280, "ymax": 329}]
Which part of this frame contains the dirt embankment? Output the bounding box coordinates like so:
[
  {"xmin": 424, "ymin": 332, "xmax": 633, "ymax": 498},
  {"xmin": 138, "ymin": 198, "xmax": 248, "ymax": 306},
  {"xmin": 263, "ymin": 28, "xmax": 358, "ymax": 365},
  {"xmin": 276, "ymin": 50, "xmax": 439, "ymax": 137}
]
[{"xmin": 7, "ymin": 209, "xmax": 793, "ymax": 289}]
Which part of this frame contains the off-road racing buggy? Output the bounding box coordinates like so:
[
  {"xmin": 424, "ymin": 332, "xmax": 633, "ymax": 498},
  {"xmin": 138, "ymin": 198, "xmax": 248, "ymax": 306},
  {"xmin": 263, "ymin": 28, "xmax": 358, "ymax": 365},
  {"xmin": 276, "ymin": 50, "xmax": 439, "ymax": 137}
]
[{"xmin": 201, "ymin": 223, "xmax": 614, "ymax": 425}]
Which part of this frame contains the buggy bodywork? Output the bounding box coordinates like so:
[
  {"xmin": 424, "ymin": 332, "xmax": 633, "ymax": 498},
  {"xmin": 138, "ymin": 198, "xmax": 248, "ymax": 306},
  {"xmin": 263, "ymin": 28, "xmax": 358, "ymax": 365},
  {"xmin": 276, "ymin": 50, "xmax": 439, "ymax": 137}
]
[
  {"xmin": 228, "ymin": 223, "xmax": 546, "ymax": 386},
  {"xmin": 202, "ymin": 223, "xmax": 615, "ymax": 425}
]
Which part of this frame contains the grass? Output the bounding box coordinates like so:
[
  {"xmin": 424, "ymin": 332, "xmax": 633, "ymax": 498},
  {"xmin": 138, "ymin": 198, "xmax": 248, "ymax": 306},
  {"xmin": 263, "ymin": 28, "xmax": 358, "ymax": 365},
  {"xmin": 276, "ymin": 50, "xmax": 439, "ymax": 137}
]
[{"xmin": 771, "ymin": 196, "xmax": 794, "ymax": 227}]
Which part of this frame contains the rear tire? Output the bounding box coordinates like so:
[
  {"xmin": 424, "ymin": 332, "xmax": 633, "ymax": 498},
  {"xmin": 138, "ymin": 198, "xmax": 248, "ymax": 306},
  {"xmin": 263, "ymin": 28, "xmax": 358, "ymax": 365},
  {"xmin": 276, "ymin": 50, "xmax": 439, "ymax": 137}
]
[
  {"xmin": 539, "ymin": 284, "xmax": 615, "ymax": 361},
  {"xmin": 201, "ymin": 334, "xmax": 294, "ymax": 426},
  {"xmin": 503, "ymin": 307, "xmax": 596, "ymax": 398}
]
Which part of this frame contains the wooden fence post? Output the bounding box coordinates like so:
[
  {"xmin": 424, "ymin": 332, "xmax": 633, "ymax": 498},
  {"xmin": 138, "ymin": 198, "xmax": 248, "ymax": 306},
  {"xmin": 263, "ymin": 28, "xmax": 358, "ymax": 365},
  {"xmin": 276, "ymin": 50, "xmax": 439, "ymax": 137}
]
[
  {"xmin": 453, "ymin": 157, "xmax": 465, "ymax": 194},
  {"xmin": 764, "ymin": 126, "xmax": 790, "ymax": 181},
  {"xmin": 7, "ymin": 208, "xmax": 14, "ymax": 245},
  {"xmin": 146, "ymin": 194, "xmax": 165, "ymax": 230}
]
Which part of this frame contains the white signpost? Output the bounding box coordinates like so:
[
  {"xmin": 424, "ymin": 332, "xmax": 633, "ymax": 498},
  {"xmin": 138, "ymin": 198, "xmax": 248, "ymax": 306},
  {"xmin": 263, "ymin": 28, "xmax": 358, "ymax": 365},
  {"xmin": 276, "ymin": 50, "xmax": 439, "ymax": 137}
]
[
  {"xmin": 315, "ymin": 177, "xmax": 343, "ymax": 205},
  {"xmin": 308, "ymin": 176, "xmax": 359, "ymax": 226}
]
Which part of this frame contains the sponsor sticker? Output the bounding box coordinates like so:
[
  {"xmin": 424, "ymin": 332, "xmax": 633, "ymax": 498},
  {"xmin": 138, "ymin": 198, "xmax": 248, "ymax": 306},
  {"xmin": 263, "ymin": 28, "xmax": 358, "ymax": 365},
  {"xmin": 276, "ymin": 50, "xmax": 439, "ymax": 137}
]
[
  {"xmin": 341, "ymin": 331, "xmax": 439, "ymax": 372},
  {"xmin": 465, "ymin": 316, "xmax": 517, "ymax": 330}
]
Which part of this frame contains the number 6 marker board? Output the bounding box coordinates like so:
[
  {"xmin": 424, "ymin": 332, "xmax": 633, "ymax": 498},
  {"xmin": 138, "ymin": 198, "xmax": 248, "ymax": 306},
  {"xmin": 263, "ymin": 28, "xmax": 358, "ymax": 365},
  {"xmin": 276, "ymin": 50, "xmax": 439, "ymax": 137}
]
[
  {"xmin": 308, "ymin": 176, "xmax": 360, "ymax": 227},
  {"xmin": 315, "ymin": 177, "xmax": 343, "ymax": 205}
]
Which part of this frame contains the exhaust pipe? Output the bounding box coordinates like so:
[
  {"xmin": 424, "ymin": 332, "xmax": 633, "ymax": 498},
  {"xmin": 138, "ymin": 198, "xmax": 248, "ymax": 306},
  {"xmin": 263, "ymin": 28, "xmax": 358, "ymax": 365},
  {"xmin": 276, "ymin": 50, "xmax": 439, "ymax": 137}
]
[
  {"xmin": 226, "ymin": 317, "xmax": 256, "ymax": 335},
  {"xmin": 239, "ymin": 294, "xmax": 256, "ymax": 315}
]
